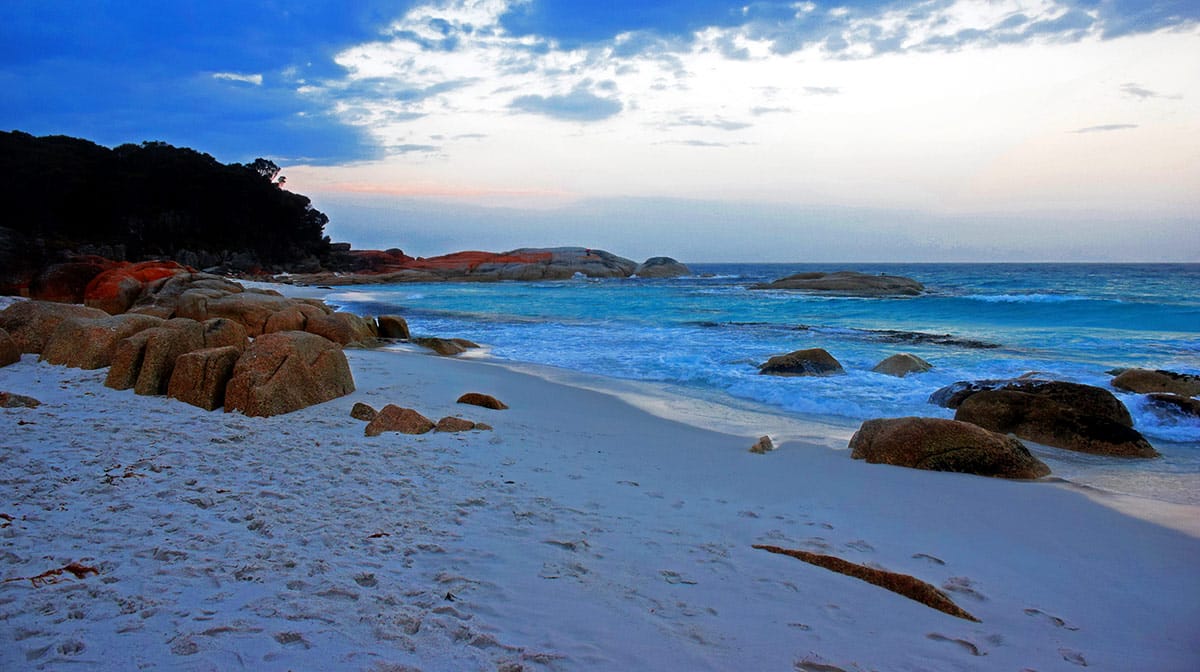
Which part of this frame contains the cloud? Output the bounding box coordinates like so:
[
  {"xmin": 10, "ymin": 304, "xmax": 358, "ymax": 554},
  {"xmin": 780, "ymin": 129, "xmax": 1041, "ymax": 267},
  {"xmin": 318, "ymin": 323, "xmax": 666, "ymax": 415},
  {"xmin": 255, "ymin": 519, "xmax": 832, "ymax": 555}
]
[
  {"xmin": 510, "ymin": 86, "xmax": 623, "ymax": 122},
  {"xmin": 669, "ymin": 115, "xmax": 751, "ymax": 131},
  {"xmin": 1071, "ymin": 123, "xmax": 1138, "ymax": 133},
  {"xmin": 804, "ymin": 86, "xmax": 840, "ymax": 96},
  {"xmin": 212, "ymin": 72, "xmax": 263, "ymax": 86},
  {"xmin": 389, "ymin": 143, "xmax": 440, "ymax": 153}
]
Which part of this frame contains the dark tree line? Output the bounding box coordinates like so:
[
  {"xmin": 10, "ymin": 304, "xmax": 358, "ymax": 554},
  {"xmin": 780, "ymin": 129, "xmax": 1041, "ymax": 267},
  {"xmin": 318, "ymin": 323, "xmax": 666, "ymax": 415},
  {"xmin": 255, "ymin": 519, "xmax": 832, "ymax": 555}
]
[{"xmin": 0, "ymin": 131, "xmax": 331, "ymax": 270}]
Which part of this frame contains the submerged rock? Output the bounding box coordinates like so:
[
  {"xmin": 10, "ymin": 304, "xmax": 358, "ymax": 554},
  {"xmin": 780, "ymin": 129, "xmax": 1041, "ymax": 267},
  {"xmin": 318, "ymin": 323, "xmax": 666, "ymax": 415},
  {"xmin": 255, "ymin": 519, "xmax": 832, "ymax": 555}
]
[
  {"xmin": 752, "ymin": 270, "xmax": 924, "ymax": 296},
  {"xmin": 414, "ymin": 337, "xmax": 479, "ymax": 356},
  {"xmin": 955, "ymin": 390, "xmax": 1157, "ymax": 458},
  {"xmin": 758, "ymin": 348, "xmax": 844, "ymax": 376},
  {"xmin": 1145, "ymin": 393, "xmax": 1200, "ymax": 420},
  {"xmin": 1111, "ymin": 369, "xmax": 1200, "ymax": 397},
  {"xmin": 872, "ymin": 353, "xmax": 933, "ymax": 377},
  {"xmin": 929, "ymin": 379, "xmax": 1130, "ymax": 427},
  {"xmin": 850, "ymin": 417, "xmax": 1050, "ymax": 479}
]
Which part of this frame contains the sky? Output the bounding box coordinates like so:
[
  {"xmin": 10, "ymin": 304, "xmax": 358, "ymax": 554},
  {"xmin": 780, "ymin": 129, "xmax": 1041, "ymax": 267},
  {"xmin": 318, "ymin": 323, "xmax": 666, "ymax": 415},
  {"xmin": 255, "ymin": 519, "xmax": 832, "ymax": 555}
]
[{"xmin": 2, "ymin": 0, "xmax": 1198, "ymax": 262}]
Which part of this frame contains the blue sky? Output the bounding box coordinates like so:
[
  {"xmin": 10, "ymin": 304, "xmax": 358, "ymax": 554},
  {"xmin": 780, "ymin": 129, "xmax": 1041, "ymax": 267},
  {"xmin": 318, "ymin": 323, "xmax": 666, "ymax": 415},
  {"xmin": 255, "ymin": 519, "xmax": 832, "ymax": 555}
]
[{"xmin": 2, "ymin": 1, "xmax": 1198, "ymax": 260}]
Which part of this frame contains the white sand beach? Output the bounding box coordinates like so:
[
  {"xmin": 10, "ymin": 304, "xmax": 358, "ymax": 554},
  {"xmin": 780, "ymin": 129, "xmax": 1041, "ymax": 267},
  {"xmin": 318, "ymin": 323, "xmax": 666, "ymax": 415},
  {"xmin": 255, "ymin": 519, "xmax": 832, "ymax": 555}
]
[{"xmin": 2, "ymin": 338, "xmax": 1198, "ymax": 672}]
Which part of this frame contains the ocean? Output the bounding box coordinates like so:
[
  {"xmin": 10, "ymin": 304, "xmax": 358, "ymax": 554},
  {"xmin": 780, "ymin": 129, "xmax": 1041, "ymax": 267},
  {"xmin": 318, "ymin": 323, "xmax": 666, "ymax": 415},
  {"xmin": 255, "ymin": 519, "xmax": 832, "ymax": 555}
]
[{"xmin": 322, "ymin": 263, "xmax": 1200, "ymax": 505}]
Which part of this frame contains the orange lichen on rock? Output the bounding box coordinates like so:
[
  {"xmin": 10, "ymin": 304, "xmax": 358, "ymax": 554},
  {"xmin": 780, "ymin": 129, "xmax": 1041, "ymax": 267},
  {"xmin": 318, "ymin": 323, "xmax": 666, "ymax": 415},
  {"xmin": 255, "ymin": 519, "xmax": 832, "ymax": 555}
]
[{"xmin": 752, "ymin": 544, "xmax": 979, "ymax": 622}]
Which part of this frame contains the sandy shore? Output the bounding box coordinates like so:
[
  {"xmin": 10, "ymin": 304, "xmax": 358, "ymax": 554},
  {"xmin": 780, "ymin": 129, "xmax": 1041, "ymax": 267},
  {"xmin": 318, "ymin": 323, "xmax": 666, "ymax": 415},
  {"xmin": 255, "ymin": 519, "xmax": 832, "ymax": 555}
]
[{"xmin": 2, "ymin": 343, "xmax": 1198, "ymax": 671}]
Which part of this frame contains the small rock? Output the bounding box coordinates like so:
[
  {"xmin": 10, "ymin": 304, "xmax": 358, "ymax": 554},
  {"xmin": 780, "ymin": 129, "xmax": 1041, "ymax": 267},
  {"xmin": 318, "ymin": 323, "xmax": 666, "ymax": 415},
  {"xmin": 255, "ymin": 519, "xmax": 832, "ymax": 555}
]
[
  {"xmin": 457, "ymin": 392, "xmax": 508, "ymax": 410},
  {"xmin": 413, "ymin": 337, "xmax": 479, "ymax": 356},
  {"xmin": 436, "ymin": 416, "xmax": 477, "ymax": 432},
  {"xmin": 365, "ymin": 405, "xmax": 435, "ymax": 436},
  {"xmin": 0, "ymin": 391, "xmax": 41, "ymax": 408},
  {"xmin": 759, "ymin": 348, "xmax": 844, "ymax": 376},
  {"xmin": 350, "ymin": 402, "xmax": 378, "ymax": 421},
  {"xmin": 749, "ymin": 435, "xmax": 774, "ymax": 454}
]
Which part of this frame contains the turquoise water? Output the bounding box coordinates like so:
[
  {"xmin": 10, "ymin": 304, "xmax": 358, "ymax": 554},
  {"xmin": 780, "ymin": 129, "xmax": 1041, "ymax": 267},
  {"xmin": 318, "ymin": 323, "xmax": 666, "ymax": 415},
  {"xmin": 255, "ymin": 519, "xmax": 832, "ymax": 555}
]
[{"xmin": 324, "ymin": 263, "xmax": 1200, "ymax": 504}]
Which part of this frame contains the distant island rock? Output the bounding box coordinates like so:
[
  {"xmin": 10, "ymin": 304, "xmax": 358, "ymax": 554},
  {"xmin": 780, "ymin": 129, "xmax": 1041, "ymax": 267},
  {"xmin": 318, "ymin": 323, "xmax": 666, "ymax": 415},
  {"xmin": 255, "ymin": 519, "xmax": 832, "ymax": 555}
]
[
  {"xmin": 751, "ymin": 270, "xmax": 924, "ymax": 296},
  {"xmin": 283, "ymin": 248, "xmax": 688, "ymax": 285}
]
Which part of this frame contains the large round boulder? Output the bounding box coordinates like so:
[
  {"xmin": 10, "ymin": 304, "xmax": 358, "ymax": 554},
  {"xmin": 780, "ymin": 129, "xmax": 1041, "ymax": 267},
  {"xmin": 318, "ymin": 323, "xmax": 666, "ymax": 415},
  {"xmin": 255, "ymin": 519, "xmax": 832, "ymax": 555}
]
[
  {"xmin": 224, "ymin": 331, "xmax": 355, "ymax": 417},
  {"xmin": 759, "ymin": 348, "xmax": 844, "ymax": 376},
  {"xmin": 633, "ymin": 257, "xmax": 691, "ymax": 278},
  {"xmin": 930, "ymin": 379, "xmax": 1134, "ymax": 426},
  {"xmin": 849, "ymin": 417, "xmax": 1050, "ymax": 479},
  {"xmin": 0, "ymin": 328, "xmax": 20, "ymax": 367},
  {"xmin": 0, "ymin": 301, "xmax": 109, "ymax": 354},
  {"xmin": 955, "ymin": 390, "xmax": 1158, "ymax": 458},
  {"xmin": 872, "ymin": 353, "xmax": 932, "ymax": 377},
  {"xmin": 40, "ymin": 313, "xmax": 164, "ymax": 369},
  {"xmin": 1111, "ymin": 369, "xmax": 1200, "ymax": 397}
]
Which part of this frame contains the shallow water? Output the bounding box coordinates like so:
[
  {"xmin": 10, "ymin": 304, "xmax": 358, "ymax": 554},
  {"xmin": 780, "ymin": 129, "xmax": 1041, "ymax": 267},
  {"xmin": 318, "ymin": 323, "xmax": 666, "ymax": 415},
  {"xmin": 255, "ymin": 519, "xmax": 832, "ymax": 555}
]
[{"xmin": 324, "ymin": 263, "xmax": 1200, "ymax": 504}]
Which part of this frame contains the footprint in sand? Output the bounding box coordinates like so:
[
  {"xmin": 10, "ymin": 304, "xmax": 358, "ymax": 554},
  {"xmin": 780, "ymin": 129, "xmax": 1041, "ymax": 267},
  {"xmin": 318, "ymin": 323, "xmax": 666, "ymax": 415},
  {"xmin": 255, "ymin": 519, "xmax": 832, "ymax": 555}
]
[
  {"xmin": 926, "ymin": 632, "xmax": 986, "ymax": 656},
  {"xmin": 1059, "ymin": 648, "xmax": 1089, "ymax": 666},
  {"xmin": 1025, "ymin": 607, "xmax": 1079, "ymax": 631},
  {"xmin": 942, "ymin": 576, "xmax": 987, "ymax": 601}
]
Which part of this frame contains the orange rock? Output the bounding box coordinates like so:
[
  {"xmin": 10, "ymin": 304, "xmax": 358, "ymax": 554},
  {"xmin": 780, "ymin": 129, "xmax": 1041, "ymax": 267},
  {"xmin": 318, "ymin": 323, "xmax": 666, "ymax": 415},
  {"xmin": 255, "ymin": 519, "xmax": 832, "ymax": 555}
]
[
  {"xmin": 0, "ymin": 300, "xmax": 109, "ymax": 354},
  {"xmin": 224, "ymin": 331, "xmax": 355, "ymax": 417},
  {"xmin": 364, "ymin": 404, "xmax": 435, "ymax": 436},
  {"xmin": 456, "ymin": 392, "xmax": 508, "ymax": 410},
  {"xmin": 168, "ymin": 346, "xmax": 241, "ymax": 411}
]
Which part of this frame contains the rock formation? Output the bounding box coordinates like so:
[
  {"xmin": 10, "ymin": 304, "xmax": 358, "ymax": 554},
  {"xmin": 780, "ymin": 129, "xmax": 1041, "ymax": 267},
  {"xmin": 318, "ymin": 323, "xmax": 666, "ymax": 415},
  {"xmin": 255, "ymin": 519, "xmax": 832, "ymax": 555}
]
[
  {"xmin": 751, "ymin": 270, "xmax": 924, "ymax": 296},
  {"xmin": 849, "ymin": 416, "xmax": 1051, "ymax": 479},
  {"xmin": 167, "ymin": 346, "xmax": 241, "ymax": 411},
  {"xmin": 0, "ymin": 301, "xmax": 109, "ymax": 354},
  {"xmin": 758, "ymin": 348, "xmax": 844, "ymax": 376},
  {"xmin": 39, "ymin": 314, "xmax": 164, "ymax": 369},
  {"xmin": 377, "ymin": 315, "xmax": 411, "ymax": 340}
]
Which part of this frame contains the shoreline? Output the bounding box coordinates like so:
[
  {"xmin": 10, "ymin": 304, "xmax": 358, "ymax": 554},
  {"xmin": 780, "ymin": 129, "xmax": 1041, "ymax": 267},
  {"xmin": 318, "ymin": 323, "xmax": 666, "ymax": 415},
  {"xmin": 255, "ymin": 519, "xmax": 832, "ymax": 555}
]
[{"xmin": 2, "ymin": 347, "xmax": 1198, "ymax": 669}]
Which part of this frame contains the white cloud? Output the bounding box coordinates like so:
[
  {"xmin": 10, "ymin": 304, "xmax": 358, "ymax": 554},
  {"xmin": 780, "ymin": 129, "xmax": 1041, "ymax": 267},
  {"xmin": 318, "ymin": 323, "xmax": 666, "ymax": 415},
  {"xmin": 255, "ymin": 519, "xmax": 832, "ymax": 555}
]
[
  {"xmin": 212, "ymin": 72, "xmax": 263, "ymax": 86},
  {"xmin": 285, "ymin": 0, "xmax": 1200, "ymax": 225}
]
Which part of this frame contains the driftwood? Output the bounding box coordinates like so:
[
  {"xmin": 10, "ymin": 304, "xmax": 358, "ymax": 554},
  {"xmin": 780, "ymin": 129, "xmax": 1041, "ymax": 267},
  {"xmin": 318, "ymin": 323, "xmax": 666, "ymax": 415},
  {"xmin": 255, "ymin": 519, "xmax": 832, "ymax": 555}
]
[
  {"xmin": 753, "ymin": 544, "xmax": 979, "ymax": 622},
  {"xmin": 4, "ymin": 562, "xmax": 99, "ymax": 588}
]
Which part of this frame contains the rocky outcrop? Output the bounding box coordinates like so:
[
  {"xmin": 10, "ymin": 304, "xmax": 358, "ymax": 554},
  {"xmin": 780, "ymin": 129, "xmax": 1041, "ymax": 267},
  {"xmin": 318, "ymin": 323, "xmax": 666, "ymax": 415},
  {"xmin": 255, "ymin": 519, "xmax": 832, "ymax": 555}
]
[
  {"xmin": 364, "ymin": 405, "xmax": 435, "ymax": 436},
  {"xmin": 752, "ymin": 271, "xmax": 924, "ymax": 296},
  {"xmin": 759, "ymin": 348, "xmax": 844, "ymax": 376},
  {"xmin": 0, "ymin": 301, "xmax": 109, "ymax": 354},
  {"xmin": 167, "ymin": 346, "xmax": 241, "ymax": 411},
  {"xmin": 849, "ymin": 417, "xmax": 1050, "ymax": 479},
  {"xmin": 1111, "ymin": 369, "xmax": 1200, "ymax": 397},
  {"xmin": 224, "ymin": 331, "xmax": 355, "ymax": 417},
  {"xmin": 377, "ymin": 315, "xmax": 410, "ymax": 340},
  {"xmin": 0, "ymin": 328, "xmax": 20, "ymax": 367},
  {"xmin": 457, "ymin": 392, "xmax": 508, "ymax": 410},
  {"xmin": 30, "ymin": 259, "xmax": 117, "ymax": 304},
  {"xmin": 84, "ymin": 261, "xmax": 194, "ymax": 315},
  {"xmin": 414, "ymin": 337, "xmax": 479, "ymax": 356},
  {"xmin": 40, "ymin": 313, "xmax": 164, "ymax": 369},
  {"xmin": 133, "ymin": 320, "xmax": 206, "ymax": 396},
  {"xmin": 955, "ymin": 390, "xmax": 1157, "ymax": 458},
  {"xmin": 283, "ymin": 247, "xmax": 673, "ymax": 284},
  {"xmin": 633, "ymin": 257, "xmax": 690, "ymax": 278},
  {"xmin": 872, "ymin": 353, "xmax": 932, "ymax": 377}
]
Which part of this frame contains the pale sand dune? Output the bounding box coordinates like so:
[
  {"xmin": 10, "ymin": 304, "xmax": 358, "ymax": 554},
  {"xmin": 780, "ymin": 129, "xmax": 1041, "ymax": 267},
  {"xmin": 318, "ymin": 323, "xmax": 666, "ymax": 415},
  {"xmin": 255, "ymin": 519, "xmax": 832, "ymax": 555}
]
[{"xmin": 1, "ymin": 348, "xmax": 1198, "ymax": 671}]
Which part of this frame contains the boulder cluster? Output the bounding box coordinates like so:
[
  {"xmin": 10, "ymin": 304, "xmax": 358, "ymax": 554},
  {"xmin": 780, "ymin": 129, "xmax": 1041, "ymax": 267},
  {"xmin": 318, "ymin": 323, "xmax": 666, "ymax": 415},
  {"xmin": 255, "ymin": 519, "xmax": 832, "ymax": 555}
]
[
  {"xmin": 350, "ymin": 392, "xmax": 506, "ymax": 437},
  {"xmin": 758, "ymin": 347, "xmax": 931, "ymax": 378},
  {"xmin": 0, "ymin": 264, "xmax": 433, "ymax": 417}
]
